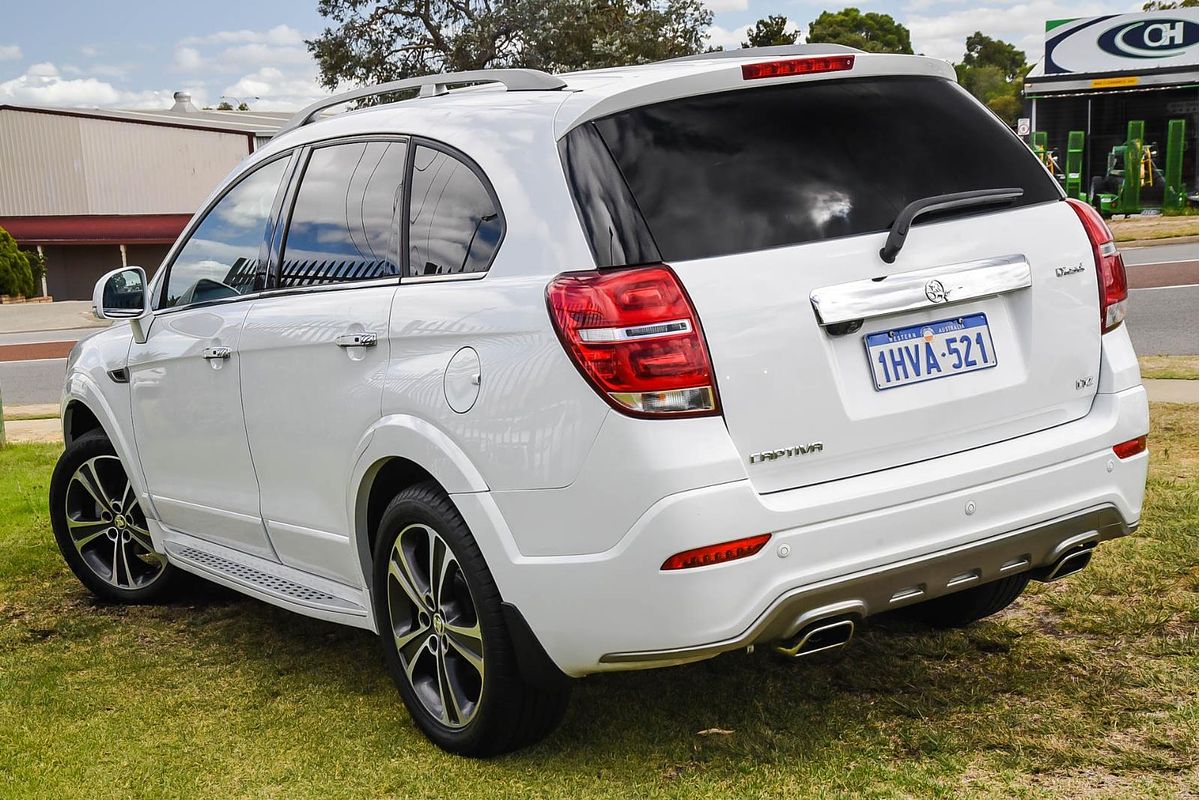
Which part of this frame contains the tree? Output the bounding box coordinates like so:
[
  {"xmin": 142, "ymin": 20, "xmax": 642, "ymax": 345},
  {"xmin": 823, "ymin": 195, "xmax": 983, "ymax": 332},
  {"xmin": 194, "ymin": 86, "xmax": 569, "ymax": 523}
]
[
  {"xmin": 805, "ymin": 7, "xmax": 912, "ymax": 54},
  {"xmin": 954, "ymin": 31, "xmax": 1029, "ymax": 127},
  {"xmin": 216, "ymin": 100, "xmax": 234, "ymax": 110},
  {"xmin": 309, "ymin": 0, "xmax": 713, "ymax": 88},
  {"xmin": 1143, "ymin": 0, "xmax": 1197, "ymax": 9},
  {"xmin": 22, "ymin": 247, "xmax": 45, "ymax": 297},
  {"xmin": 962, "ymin": 31, "xmax": 1025, "ymax": 81},
  {"xmin": 742, "ymin": 15, "xmax": 798, "ymax": 48},
  {"xmin": 0, "ymin": 228, "xmax": 34, "ymax": 298}
]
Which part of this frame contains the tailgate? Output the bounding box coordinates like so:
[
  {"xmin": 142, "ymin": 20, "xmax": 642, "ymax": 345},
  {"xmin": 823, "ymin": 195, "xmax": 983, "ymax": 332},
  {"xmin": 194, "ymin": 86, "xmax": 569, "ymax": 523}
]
[{"xmin": 674, "ymin": 202, "xmax": 1100, "ymax": 493}]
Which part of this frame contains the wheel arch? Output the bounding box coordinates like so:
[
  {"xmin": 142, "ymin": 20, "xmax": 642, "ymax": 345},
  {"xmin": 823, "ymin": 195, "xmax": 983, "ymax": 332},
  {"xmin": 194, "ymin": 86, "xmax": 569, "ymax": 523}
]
[{"xmin": 348, "ymin": 414, "xmax": 490, "ymax": 591}]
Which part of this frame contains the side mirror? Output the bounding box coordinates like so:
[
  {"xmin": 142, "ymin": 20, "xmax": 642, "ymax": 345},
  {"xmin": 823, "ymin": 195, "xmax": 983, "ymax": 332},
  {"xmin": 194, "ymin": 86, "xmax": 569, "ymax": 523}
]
[{"xmin": 93, "ymin": 267, "xmax": 150, "ymax": 343}]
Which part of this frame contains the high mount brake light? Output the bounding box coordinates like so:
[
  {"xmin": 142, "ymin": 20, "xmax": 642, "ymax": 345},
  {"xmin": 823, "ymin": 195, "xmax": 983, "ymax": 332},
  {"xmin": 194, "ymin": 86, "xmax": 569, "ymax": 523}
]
[
  {"xmin": 1066, "ymin": 199, "xmax": 1129, "ymax": 333},
  {"xmin": 661, "ymin": 534, "xmax": 772, "ymax": 571},
  {"xmin": 741, "ymin": 56, "xmax": 855, "ymax": 81},
  {"xmin": 546, "ymin": 265, "xmax": 719, "ymax": 417}
]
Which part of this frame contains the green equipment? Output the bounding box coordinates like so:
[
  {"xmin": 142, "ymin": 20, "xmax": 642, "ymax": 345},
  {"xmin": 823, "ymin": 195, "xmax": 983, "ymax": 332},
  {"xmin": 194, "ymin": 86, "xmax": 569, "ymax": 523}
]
[
  {"xmin": 1090, "ymin": 120, "xmax": 1165, "ymax": 215},
  {"xmin": 1031, "ymin": 131, "xmax": 1062, "ymax": 179},
  {"xmin": 1063, "ymin": 131, "xmax": 1085, "ymax": 200},
  {"xmin": 1163, "ymin": 119, "xmax": 1189, "ymax": 213}
]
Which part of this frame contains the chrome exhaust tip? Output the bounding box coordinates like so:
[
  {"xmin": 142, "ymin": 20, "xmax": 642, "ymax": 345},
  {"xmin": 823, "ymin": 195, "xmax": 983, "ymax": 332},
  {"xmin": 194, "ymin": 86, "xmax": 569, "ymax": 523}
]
[
  {"xmin": 1034, "ymin": 544, "xmax": 1095, "ymax": 582},
  {"xmin": 774, "ymin": 617, "xmax": 856, "ymax": 659}
]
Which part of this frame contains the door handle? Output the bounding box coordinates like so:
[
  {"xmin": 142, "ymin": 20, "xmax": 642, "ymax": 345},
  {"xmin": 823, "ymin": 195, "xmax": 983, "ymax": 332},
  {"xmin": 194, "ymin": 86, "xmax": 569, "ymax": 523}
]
[
  {"xmin": 335, "ymin": 332, "xmax": 378, "ymax": 348},
  {"xmin": 202, "ymin": 346, "xmax": 232, "ymax": 360}
]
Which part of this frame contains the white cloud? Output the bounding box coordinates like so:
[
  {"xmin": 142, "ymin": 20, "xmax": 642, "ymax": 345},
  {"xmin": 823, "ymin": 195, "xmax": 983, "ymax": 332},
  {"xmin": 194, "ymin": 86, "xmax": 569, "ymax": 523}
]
[
  {"xmin": 906, "ymin": 0, "xmax": 1117, "ymax": 61},
  {"xmin": 0, "ymin": 44, "xmax": 20, "ymax": 61},
  {"xmin": 173, "ymin": 46, "xmax": 204, "ymax": 71},
  {"xmin": 180, "ymin": 24, "xmax": 306, "ymax": 48},
  {"xmin": 703, "ymin": 0, "xmax": 749, "ymax": 11},
  {"xmin": 706, "ymin": 24, "xmax": 752, "ymax": 50},
  {"xmin": 0, "ymin": 62, "xmax": 172, "ymax": 108},
  {"xmin": 221, "ymin": 66, "xmax": 327, "ymax": 111}
]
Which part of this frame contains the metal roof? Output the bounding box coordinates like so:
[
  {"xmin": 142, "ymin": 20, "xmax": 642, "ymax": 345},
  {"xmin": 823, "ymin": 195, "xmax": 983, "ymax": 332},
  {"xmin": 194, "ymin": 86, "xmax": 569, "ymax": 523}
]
[{"xmin": 0, "ymin": 102, "xmax": 290, "ymax": 137}]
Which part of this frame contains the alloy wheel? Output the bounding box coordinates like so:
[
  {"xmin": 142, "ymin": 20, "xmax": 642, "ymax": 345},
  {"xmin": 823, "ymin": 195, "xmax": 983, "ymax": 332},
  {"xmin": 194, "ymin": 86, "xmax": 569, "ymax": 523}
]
[
  {"xmin": 386, "ymin": 523, "xmax": 485, "ymax": 729},
  {"xmin": 64, "ymin": 455, "xmax": 165, "ymax": 589}
]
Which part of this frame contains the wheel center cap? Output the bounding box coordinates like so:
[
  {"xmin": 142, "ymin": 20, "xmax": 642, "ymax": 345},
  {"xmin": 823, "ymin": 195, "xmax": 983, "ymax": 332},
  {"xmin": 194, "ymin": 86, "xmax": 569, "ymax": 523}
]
[
  {"xmin": 432, "ymin": 613, "xmax": 446, "ymax": 635},
  {"xmin": 114, "ymin": 515, "xmax": 127, "ymax": 529}
]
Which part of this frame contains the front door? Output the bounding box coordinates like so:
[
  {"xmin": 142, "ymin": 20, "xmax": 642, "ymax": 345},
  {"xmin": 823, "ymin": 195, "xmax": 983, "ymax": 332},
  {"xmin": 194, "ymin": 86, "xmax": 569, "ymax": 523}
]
[{"xmin": 129, "ymin": 154, "xmax": 292, "ymax": 558}]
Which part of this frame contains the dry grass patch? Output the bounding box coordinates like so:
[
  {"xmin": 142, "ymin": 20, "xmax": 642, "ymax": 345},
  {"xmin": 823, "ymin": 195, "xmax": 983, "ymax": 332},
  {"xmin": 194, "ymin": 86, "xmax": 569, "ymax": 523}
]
[
  {"xmin": 1109, "ymin": 215, "xmax": 1199, "ymax": 243},
  {"xmin": 1140, "ymin": 356, "xmax": 1199, "ymax": 381}
]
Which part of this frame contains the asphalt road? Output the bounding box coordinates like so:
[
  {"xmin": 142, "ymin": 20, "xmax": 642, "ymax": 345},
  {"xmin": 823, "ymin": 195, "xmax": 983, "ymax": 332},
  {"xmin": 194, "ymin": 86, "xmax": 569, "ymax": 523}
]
[{"xmin": 1, "ymin": 244, "xmax": 1195, "ymax": 407}]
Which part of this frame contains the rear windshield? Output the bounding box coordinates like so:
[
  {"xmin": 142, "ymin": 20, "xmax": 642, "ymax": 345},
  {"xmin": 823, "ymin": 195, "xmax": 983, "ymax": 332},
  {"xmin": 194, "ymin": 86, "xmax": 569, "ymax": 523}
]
[{"xmin": 560, "ymin": 76, "xmax": 1061, "ymax": 266}]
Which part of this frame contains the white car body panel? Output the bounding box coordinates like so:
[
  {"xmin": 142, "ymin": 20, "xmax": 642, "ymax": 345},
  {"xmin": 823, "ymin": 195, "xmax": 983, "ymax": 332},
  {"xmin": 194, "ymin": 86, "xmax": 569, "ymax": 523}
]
[
  {"xmin": 126, "ymin": 304, "xmax": 276, "ymax": 559},
  {"xmin": 60, "ymin": 50, "xmax": 1150, "ymax": 679}
]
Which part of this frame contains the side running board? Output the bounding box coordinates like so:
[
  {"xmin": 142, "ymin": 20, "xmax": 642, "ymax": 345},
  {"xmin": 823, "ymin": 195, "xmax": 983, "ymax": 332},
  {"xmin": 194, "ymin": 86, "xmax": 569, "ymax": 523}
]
[{"xmin": 163, "ymin": 532, "xmax": 369, "ymax": 620}]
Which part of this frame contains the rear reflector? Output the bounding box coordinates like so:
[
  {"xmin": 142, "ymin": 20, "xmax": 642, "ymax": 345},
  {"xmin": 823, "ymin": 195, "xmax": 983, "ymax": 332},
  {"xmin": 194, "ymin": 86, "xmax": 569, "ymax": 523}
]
[
  {"xmin": 741, "ymin": 56, "xmax": 854, "ymax": 81},
  {"xmin": 661, "ymin": 534, "xmax": 772, "ymax": 571},
  {"xmin": 1066, "ymin": 199, "xmax": 1129, "ymax": 333},
  {"xmin": 1113, "ymin": 435, "xmax": 1147, "ymax": 459},
  {"xmin": 547, "ymin": 265, "xmax": 719, "ymax": 417}
]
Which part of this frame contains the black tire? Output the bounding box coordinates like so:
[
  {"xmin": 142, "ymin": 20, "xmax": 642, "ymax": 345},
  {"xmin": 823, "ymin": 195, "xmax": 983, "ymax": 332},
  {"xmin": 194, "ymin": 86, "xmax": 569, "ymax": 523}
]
[
  {"xmin": 909, "ymin": 574, "xmax": 1030, "ymax": 628},
  {"xmin": 372, "ymin": 482, "xmax": 570, "ymax": 756},
  {"xmin": 49, "ymin": 429, "xmax": 178, "ymax": 602}
]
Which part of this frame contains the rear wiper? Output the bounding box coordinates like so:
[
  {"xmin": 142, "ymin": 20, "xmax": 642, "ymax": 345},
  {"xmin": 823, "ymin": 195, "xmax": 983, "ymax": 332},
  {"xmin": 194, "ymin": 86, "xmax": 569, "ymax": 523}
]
[{"xmin": 879, "ymin": 188, "xmax": 1025, "ymax": 264}]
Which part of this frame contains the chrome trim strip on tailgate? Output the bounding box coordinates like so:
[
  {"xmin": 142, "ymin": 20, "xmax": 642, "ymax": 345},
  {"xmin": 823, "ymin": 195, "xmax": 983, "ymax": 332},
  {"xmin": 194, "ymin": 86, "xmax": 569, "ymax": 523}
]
[{"xmin": 810, "ymin": 253, "xmax": 1032, "ymax": 327}]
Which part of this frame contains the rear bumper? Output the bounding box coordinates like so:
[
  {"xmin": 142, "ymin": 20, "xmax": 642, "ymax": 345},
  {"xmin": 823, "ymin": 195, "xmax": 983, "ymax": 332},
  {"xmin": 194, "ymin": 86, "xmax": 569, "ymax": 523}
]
[
  {"xmin": 600, "ymin": 504, "xmax": 1131, "ymax": 666},
  {"xmin": 453, "ymin": 385, "xmax": 1148, "ymax": 676}
]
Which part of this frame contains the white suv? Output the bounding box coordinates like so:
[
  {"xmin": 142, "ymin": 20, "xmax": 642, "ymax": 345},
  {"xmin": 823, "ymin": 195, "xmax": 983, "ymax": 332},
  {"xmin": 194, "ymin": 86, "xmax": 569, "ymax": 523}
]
[{"xmin": 52, "ymin": 46, "xmax": 1149, "ymax": 756}]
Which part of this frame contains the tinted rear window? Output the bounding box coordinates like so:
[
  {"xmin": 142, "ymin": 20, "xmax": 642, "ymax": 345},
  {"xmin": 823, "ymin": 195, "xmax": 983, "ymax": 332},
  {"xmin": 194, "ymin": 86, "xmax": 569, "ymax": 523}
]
[{"xmin": 562, "ymin": 76, "xmax": 1060, "ymax": 265}]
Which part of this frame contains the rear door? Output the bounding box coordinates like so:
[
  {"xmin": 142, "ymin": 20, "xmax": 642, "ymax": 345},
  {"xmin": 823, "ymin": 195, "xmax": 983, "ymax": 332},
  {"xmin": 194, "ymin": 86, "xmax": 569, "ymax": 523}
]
[
  {"xmin": 563, "ymin": 74, "xmax": 1100, "ymax": 494},
  {"xmin": 239, "ymin": 138, "xmax": 406, "ymax": 586}
]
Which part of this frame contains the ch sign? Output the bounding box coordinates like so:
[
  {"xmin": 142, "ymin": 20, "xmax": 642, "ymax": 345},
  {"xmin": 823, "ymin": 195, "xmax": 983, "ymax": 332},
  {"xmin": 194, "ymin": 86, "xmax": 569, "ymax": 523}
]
[{"xmin": 1044, "ymin": 10, "xmax": 1200, "ymax": 75}]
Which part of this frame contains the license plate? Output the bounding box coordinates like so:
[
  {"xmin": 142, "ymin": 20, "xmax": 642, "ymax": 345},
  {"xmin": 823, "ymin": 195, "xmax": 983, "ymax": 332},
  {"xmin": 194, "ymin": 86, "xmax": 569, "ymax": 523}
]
[{"xmin": 865, "ymin": 314, "xmax": 997, "ymax": 391}]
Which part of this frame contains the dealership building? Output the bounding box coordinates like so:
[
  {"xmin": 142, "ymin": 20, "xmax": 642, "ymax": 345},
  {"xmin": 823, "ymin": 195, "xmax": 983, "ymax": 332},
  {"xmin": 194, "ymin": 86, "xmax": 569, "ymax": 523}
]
[
  {"xmin": 0, "ymin": 94, "xmax": 287, "ymax": 300},
  {"xmin": 1023, "ymin": 9, "xmax": 1199, "ymax": 204}
]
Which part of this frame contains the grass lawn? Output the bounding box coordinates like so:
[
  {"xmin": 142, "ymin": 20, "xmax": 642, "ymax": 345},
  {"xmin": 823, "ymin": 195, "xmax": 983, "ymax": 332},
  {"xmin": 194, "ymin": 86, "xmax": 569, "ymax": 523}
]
[
  {"xmin": 1108, "ymin": 215, "xmax": 1199, "ymax": 243},
  {"xmin": 1, "ymin": 406, "xmax": 1195, "ymax": 799},
  {"xmin": 1140, "ymin": 356, "xmax": 1199, "ymax": 382}
]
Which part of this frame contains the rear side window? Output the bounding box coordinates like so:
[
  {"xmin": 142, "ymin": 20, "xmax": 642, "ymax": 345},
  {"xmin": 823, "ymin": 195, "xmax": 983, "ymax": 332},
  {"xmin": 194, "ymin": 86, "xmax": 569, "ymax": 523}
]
[
  {"xmin": 408, "ymin": 145, "xmax": 503, "ymax": 277},
  {"xmin": 563, "ymin": 76, "xmax": 1061, "ymax": 265},
  {"xmin": 279, "ymin": 141, "xmax": 407, "ymax": 287}
]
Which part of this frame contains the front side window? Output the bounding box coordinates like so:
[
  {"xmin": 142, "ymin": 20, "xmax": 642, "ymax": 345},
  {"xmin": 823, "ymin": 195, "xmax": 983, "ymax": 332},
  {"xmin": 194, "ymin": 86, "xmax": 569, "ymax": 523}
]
[
  {"xmin": 160, "ymin": 157, "xmax": 289, "ymax": 309},
  {"xmin": 408, "ymin": 145, "xmax": 502, "ymax": 277},
  {"xmin": 278, "ymin": 140, "xmax": 407, "ymax": 288}
]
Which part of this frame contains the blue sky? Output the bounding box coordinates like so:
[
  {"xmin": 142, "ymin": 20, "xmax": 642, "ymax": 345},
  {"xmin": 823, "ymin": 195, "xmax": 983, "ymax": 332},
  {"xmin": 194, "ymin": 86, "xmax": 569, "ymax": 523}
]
[{"xmin": 1, "ymin": 0, "xmax": 1143, "ymax": 110}]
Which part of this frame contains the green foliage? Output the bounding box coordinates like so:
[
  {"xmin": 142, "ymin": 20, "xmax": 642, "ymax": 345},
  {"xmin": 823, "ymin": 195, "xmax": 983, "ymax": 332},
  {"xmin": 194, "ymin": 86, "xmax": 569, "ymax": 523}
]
[
  {"xmin": 215, "ymin": 100, "xmax": 234, "ymax": 110},
  {"xmin": 805, "ymin": 7, "xmax": 913, "ymax": 54},
  {"xmin": 954, "ymin": 32, "xmax": 1028, "ymax": 127},
  {"xmin": 1143, "ymin": 0, "xmax": 1197, "ymax": 9},
  {"xmin": 742, "ymin": 15, "xmax": 798, "ymax": 48},
  {"xmin": 0, "ymin": 227, "xmax": 34, "ymax": 298},
  {"xmin": 961, "ymin": 31, "xmax": 1025, "ymax": 81},
  {"xmin": 21, "ymin": 248, "xmax": 45, "ymax": 297},
  {"xmin": 309, "ymin": 0, "xmax": 713, "ymax": 87}
]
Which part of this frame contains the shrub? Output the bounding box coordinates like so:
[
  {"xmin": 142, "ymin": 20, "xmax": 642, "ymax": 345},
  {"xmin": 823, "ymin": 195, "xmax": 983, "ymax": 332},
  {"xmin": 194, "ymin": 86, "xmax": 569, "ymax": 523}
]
[{"xmin": 0, "ymin": 227, "xmax": 34, "ymax": 297}]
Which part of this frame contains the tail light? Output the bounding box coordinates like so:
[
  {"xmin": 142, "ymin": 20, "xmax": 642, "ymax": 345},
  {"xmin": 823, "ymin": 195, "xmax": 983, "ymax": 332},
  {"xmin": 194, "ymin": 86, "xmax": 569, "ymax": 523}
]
[
  {"xmin": 1113, "ymin": 435, "xmax": 1147, "ymax": 459},
  {"xmin": 662, "ymin": 534, "xmax": 772, "ymax": 571},
  {"xmin": 1066, "ymin": 199, "xmax": 1129, "ymax": 333},
  {"xmin": 741, "ymin": 56, "xmax": 854, "ymax": 81},
  {"xmin": 546, "ymin": 265, "xmax": 719, "ymax": 417}
]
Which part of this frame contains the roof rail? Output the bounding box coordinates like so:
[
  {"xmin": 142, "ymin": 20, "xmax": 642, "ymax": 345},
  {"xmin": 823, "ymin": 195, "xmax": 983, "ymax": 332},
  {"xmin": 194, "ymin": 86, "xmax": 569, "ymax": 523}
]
[
  {"xmin": 278, "ymin": 68, "xmax": 567, "ymax": 135},
  {"xmin": 658, "ymin": 43, "xmax": 862, "ymax": 64}
]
